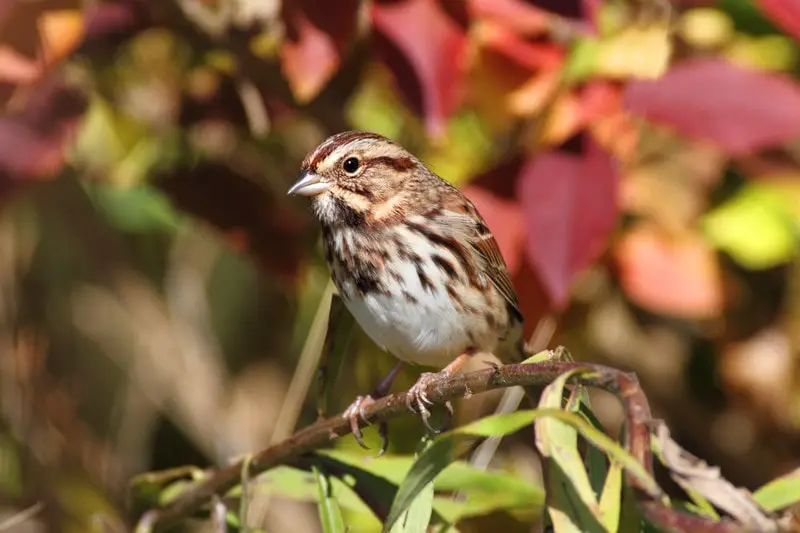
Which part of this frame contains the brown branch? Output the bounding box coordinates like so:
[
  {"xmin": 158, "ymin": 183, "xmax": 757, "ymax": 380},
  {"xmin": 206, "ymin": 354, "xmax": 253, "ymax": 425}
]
[{"xmin": 133, "ymin": 360, "xmax": 774, "ymax": 533}]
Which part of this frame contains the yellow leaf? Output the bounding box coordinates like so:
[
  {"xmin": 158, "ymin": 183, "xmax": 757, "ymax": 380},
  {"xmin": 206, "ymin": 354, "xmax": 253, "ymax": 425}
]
[
  {"xmin": 596, "ymin": 25, "xmax": 672, "ymax": 80},
  {"xmin": 677, "ymin": 8, "xmax": 734, "ymax": 50}
]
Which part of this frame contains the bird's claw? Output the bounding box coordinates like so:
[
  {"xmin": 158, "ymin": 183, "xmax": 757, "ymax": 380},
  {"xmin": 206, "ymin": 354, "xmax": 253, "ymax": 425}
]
[
  {"xmin": 342, "ymin": 395, "xmax": 389, "ymax": 456},
  {"xmin": 343, "ymin": 395, "xmax": 374, "ymax": 450},
  {"xmin": 406, "ymin": 371, "xmax": 452, "ymax": 433}
]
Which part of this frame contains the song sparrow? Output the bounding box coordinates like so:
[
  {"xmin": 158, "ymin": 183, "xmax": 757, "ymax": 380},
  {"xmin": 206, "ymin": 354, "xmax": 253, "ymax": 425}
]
[{"xmin": 288, "ymin": 131, "xmax": 526, "ymax": 445}]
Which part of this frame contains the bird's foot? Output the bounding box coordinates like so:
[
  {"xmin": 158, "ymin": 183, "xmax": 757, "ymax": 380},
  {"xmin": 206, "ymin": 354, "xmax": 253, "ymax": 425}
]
[
  {"xmin": 406, "ymin": 371, "xmax": 453, "ymax": 433},
  {"xmin": 343, "ymin": 395, "xmax": 378, "ymax": 451}
]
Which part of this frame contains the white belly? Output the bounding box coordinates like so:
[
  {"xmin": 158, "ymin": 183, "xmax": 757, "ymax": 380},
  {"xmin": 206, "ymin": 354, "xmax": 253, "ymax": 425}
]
[
  {"xmin": 328, "ymin": 223, "xmax": 504, "ymax": 368},
  {"xmin": 333, "ymin": 223, "xmax": 481, "ymax": 367},
  {"xmin": 341, "ymin": 261, "xmax": 470, "ymax": 368}
]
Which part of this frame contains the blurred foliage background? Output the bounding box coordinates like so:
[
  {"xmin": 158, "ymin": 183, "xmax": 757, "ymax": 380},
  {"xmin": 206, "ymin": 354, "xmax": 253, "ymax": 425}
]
[{"xmin": 2, "ymin": 0, "xmax": 800, "ymax": 531}]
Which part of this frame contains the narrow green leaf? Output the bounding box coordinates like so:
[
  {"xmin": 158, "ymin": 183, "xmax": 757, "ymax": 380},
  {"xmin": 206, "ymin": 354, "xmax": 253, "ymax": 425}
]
[
  {"xmin": 521, "ymin": 348, "xmax": 557, "ymax": 364},
  {"xmin": 318, "ymin": 450, "xmax": 543, "ymax": 523},
  {"xmin": 537, "ymin": 370, "xmax": 603, "ymax": 532},
  {"xmin": 537, "ymin": 370, "xmax": 599, "ymax": 512},
  {"xmin": 384, "ymin": 403, "xmax": 656, "ymax": 532},
  {"xmin": 384, "ymin": 439, "xmax": 454, "ymax": 532},
  {"xmin": 754, "ymin": 468, "xmax": 800, "ymax": 511},
  {"xmin": 618, "ymin": 479, "xmax": 642, "ymax": 533},
  {"xmin": 312, "ymin": 466, "xmax": 346, "ymax": 533},
  {"xmin": 452, "ymin": 410, "xmax": 542, "ymax": 438},
  {"xmin": 253, "ymin": 464, "xmax": 380, "ymax": 526},
  {"xmin": 545, "ymin": 460, "xmax": 604, "ymax": 533},
  {"xmin": 586, "ymin": 444, "xmax": 609, "ymax": 501},
  {"xmin": 239, "ymin": 454, "xmax": 253, "ymax": 532},
  {"xmin": 384, "ymin": 409, "xmax": 655, "ymax": 529},
  {"xmin": 390, "ymin": 474, "xmax": 434, "ymax": 533},
  {"xmin": 598, "ymin": 461, "xmax": 622, "ymax": 532}
]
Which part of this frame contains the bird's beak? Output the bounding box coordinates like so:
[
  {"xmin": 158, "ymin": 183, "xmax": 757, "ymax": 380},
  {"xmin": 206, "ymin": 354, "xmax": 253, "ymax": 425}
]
[{"xmin": 287, "ymin": 171, "xmax": 330, "ymax": 196}]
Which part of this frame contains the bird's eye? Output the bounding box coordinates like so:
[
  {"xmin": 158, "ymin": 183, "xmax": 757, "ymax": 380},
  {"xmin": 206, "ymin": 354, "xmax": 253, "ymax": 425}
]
[{"xmin": 343, "ymin": 157, "xmax": 360, "ymax": 174}]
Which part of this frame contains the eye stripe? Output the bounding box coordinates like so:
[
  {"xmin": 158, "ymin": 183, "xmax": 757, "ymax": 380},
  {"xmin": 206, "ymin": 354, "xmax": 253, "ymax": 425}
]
[{"xmin": 370, "ymin": 156, "xmax": 415, "ymax": 172}]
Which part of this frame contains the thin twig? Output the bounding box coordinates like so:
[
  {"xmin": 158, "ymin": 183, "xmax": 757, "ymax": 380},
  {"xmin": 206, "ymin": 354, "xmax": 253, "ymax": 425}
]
[
  {"xmin": 135, "ymin": 359, "xmax": 759, "ymax": 533},
  {"xmin": 0, "ymin": 502, "xmax": 44, "ymax": 531}
]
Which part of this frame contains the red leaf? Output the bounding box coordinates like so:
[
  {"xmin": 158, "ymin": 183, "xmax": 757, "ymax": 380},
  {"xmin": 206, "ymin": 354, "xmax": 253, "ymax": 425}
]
[
  {"xmin": 616, "ymin": 225, "xmax": 723, "ymax": 318},
  {"xmin": 0, "ymin": 117, "xmax": 67, "ymax": 178},
  {"xmin": 372, "ymin": 0, "xmax": 467, "ymax": 137},
  {"xmin": 85, "ymin": 1, "xmax": 149, "ymax": 41},
  {"xmin": 757, "ymin": 0, "xmax": 800, "ymax": 42},
  {"xmin": 625, "ymin": 59, "xmax": 800, "ymax": 155},
  {"xmin": 516, "ymin": 141, "xmax": 619, "ymax": 308},
  {"xmin": 281, "ymin": 0, "xmax": 359, "ymax": 102},
  {"xmin": 462, "ymin": 184, "xmax": 525, "ymax": 275},
  {"xmin": 0, "ymin": 78, "xmax": 85, "ymax": 182}
]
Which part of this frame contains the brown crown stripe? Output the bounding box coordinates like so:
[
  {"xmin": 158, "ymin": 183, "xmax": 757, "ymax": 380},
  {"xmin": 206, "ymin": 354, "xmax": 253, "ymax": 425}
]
[{"xmin": 309, "ymin": 131, "xmax": 385, "ymax": 170}]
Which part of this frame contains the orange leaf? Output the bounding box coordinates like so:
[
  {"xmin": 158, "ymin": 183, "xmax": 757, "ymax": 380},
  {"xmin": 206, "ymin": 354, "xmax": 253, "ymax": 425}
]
[
  {"xmin": 469, "ymin": 0, "xmax": 552, "ymax": 36},
  {"xmin": 583, "ymin": 81, "xmax": 638, "ymax": 163},
  {"xmin": 540, "ymin": 91, "xmax": 584, "ymax": 146},
  {"xmin": 281, "ymin": 0, "xmax": 359, "ymax": 103},
  {"xmin": 281, "ymin": 11, "xmax": 339, "ymax": 103},
  {"xmin": 616, "ymin": 225, "xmax": 723, "ymax": 318},
  {"xmin": 477, "ymin": 21, "xmax": 564, "ymax": 70},
  {"xmin": 38, "ymin": 9, "xmax": 85, "ymax": 66}
]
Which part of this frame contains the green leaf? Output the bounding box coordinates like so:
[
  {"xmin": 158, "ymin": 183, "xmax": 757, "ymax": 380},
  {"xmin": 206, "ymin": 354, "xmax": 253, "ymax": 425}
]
[
  {"xmin": 384, "ymin": 387, "xmax": 658, "ymax": 533},
  {"xmin": 451, "ymin": 410, "xmax": 542, "ymax": 438},
  {"xmin": 598, "ymin": 461, "xmax": 623, "ymax": 532},
  {"xmin": 563, "ymin": 37, "xmax": 601, "ymax": 84},
  {"xmin": 239, "ymin": 454, "xmax": 253, "ymax": 532},
  {"xmin": 318, "ymin": 450, "xmax": 543, "ymax": 523},
  {"xmin": 390, "ymin": 461, "xmax": 434, "ymax": 533},
  {"xmin": 521, "ymin": 349, "xmax": 559, "ymax": 365},
  {"xmin": 618, "ymin": 481, "xmax": 642, "ymax": 533},
  {"xmin": 537, "ymin": 369, "xmax": 604, "ymax": 533},
  {"xmin": 313, "ymin": 466, "xmax": 347, "ymax": 533},
  {"xmin": 385, "ymin": 439, "xmax": 454, "ymax": 532},
  {"xmin": 703, "ymin": 181, "xmax": 800, "ymax": 269},
  {"xmin": 383, "ymin": 406, "xmax": 657, "ymax": 531},
  {"xmin": 87, "ymin": 183, "xmax": 180, "ymax": 234},
  {"xmin": 346, "ymin": 65, "xmax": 409, "ymax": 141},
  {"xmin": 753, "ymin": 468, "xmax": 800, "ymax": 511},
  {"xmin": 422, "ymin": 111, "xmax": 493, "ymax": 187},
  {"xmin": 254, "ymin": 465, "xmax": 379, "ymax": 519}
]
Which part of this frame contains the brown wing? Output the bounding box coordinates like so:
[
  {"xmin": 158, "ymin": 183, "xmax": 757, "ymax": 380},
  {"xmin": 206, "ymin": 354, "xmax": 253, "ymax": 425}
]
[
  {"xmin": 470, "ymin": 222, "xmax": 523, "ymax": 322},
  {"xmin": 433, "ymin": 200, "xmax": 523, "ymax": 322}
]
